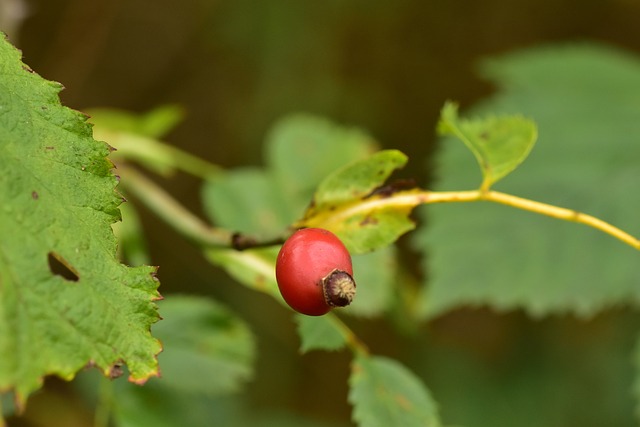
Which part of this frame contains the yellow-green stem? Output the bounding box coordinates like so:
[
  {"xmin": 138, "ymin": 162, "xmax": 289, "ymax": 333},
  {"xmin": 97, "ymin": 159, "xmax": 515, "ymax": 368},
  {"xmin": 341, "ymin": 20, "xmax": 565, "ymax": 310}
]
[
  {"xmin": 119, "ymin": 163, "xmax": 640, "ymax": 253},
  {"xmin": 484, "ymin": 191, "xmax": 640, "ymax": 249},
  {"xmin": 428, "ymin": 190, "xmax": 640, "ymax": 250},
  {"xmin": 305, "ymin": 188, "xmax": 640, "ymax": 251},
  {"xmin": 327, "ymin": 313, "xmax": 369, "ymax": 356},
  {"xmin": 94, "ymin": 377, "xmax": 113, "ymax": 427}
]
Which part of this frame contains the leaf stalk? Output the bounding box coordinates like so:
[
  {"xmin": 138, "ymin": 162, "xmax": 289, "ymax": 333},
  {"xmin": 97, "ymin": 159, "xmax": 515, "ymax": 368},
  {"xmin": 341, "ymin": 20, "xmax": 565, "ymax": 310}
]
[{"xmin": 344, "ymin": 188, "xmax": 640, "ymax": 250}]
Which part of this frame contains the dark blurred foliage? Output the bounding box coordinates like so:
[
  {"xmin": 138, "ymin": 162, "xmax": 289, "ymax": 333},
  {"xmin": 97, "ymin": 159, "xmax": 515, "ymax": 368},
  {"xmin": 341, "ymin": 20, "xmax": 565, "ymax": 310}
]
[{"xmin": 5, "ymin": 0, "xmax": 640, "ymax": 425}]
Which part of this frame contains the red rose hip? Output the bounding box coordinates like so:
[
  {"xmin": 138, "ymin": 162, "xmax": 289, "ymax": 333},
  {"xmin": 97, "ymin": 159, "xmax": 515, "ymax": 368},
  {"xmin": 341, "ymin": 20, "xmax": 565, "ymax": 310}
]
[{"xmin": 275, "ymin": 228, "xmax": 356, "ymax": 316}]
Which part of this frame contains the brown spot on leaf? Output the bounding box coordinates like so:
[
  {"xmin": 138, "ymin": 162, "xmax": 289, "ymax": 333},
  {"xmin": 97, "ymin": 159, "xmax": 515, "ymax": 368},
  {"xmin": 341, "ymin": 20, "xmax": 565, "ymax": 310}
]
[
  {"xmin": 47, "ymin": 252, "xmax": 80, "ymax": 282},
  {"xmin": 395, "ymin": 393, "xmax": 413, "ymax": 411},
  {"xmin": 31, "ymin": 191, "xmax": 38, "ymax": 200},
  {"xmin": 109, "ymin": 363, "xmax": 124, "ymax": 379},
  {"xmin": 367, "ymin": 179, "xmax": 417, "ymax": 198},
  {"xmin": 360, "ymin": 216, "xmax": 378, "ymax": 226}
]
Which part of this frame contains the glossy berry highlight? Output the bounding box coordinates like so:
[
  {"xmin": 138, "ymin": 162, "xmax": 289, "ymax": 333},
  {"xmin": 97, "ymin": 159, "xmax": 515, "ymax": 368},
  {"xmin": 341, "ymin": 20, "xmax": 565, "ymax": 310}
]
[{"xmin": 275, "ymin": 228, "xmax": 356, "ymax": 316}]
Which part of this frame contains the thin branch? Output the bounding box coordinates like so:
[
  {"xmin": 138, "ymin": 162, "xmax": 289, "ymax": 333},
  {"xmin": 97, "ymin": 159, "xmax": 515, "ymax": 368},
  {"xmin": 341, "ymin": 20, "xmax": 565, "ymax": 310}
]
[
  {"xmin": 117, "ymin": 166, "xmax": 234, "ymax": 248},
  {"xmin": 120, "ymin": 165, "xmax": 640, "ymax": 253},
  {"xmin": 301, "ymin": 187, "xmax": 640, "ymax": 251},
  {"xmin": 327, "ymin": 313, "xmax": 369, "ymax": 356},
  {"xmin": 93, "ymin": 376, "xmax": 113, "ymax": 427},
  {"xmin": 382, "ymin": 189, "xmax": 640, "ymax": 250},
  {"xmin": 484, "ymin": 190, "xmax": 640, "ymax": 250}
]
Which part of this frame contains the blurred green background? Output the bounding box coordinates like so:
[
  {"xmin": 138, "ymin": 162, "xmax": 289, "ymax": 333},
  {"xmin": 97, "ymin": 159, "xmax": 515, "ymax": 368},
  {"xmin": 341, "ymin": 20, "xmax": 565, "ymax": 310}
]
[{"xmin": 4, "ymin": 0, "xmax": 640, "ymax": 426}]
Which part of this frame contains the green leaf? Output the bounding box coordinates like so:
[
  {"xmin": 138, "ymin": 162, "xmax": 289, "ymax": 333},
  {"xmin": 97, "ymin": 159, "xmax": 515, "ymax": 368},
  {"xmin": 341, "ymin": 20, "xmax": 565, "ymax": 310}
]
[
  {"xmin": 348, "ymin": 247, "xmax": 398, "ymax": 317},
  {"xmin": 313, "ymin": 149, "xmax": 408, "ymax": 208},
  {"xmin": 1, "ymin": 392, "xmax": 15, "ymax": 418},
  {"xmin": 202, "ymin": 168, "xmax": 293, "ymax": 239},
  {"xmin": 109, "ymin": 380, "xmax": 340, "ymax": 427},
  {"xmin": 152, "ymin": 295, "xmax": 255, "ymax": 395},
  {"xmin": 0, "ymin": 36, "xmax": 161, "ymax": 403},
  {"xmin": 99, "ymin": 296, "xmax": 255, "ymax": 426},
  {"xmin": 438, "ymin": 101, "xmax": 537, "ymax": 190},
  {"xmin": 90, "ymin": 107, "xmax": 220, "ymax": 179},
  {"xmin": 296, "ymin": 314, "xmax": 347, "ymax": 353},
  {"xmin": 266, "ymin": 113, "xmax": 376, "ymax": 208},
  {"xmin": 300, "ymin": 150, "xmax": 419, "ymax": 254},
  {"xmin": 349, "ymin": 355, "xmax": 440, "ymax": 427},
  {"xmin": 416, "ymin": 44, "xmax": 640, "ymax": 318},
  {"xmin": 88, "ymin": 105, "xmax": 184, "ymax": 139},
  {"xmin": 201, "ymin": 113, "xmax": 379, "ymax": 241}
]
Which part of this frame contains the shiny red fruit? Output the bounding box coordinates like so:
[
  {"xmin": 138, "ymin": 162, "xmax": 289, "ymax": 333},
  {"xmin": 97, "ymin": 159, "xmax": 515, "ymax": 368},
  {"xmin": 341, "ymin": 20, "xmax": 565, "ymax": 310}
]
[{"xmin": 275, "ymin": 228, "xmax": 356, "ymax": 316}]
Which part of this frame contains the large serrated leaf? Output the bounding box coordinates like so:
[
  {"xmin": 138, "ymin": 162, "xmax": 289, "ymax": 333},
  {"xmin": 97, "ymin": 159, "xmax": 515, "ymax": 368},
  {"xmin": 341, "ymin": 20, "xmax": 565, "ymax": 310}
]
[
  {"xmin": 0, "ymin": 36, "xmax": 161, "ymax": 403},
  {"xmin": 416, "ymin": 44, "xmax": 640, "ymax": 318},
  {"xmin": 349, "ymin": 355, "xmax": 440, "ymax": 427}
]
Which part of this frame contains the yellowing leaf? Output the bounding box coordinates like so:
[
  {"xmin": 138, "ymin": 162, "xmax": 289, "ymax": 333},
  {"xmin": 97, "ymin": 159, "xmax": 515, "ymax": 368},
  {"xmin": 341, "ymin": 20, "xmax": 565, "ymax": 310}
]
[{"xmin": 299, "ymin": 150, "xmax": 419, "ymax": 254}]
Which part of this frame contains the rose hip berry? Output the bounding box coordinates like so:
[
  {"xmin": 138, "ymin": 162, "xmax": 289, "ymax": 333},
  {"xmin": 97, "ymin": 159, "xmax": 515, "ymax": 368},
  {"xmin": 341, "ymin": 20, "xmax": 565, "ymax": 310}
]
[{"xmin": 275, "ymin": 228, "xmax": 356, "ymax": 316}]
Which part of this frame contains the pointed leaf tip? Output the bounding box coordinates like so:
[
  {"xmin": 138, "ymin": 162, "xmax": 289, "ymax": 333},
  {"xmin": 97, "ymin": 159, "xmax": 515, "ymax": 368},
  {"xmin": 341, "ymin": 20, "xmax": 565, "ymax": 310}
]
[{"xmin": 438, "ymin": 101, "xmax": 538, "ymax": 190}]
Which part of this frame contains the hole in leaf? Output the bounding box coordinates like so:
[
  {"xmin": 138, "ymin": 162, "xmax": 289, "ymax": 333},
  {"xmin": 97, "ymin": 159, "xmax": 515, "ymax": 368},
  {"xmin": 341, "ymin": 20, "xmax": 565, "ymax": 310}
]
[{"xmin": 47, "ymin": 252, "xmax": 80, "ymax": 282}]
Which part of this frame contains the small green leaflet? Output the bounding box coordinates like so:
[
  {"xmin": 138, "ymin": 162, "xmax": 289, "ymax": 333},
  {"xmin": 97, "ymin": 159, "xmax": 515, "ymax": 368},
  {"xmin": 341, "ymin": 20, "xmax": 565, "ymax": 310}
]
[
  {"xmin": 349, "ymin": 355, "xmax": 441, "ymax": 427},
  {"xmin": 88, "ymin": 105, "xmax": 185, "ymax": 139},
  {"xmin": 110, "ymin": 294, "xmax": 255, "ymax": 427},
  {"xmin": 265, "ymin": 113, "xmax": 376, "ymax": 210},
  {"xmin": 149, "ymin": 295, "xmax": 255, "ymax": 395},
  {"xmin": 300, "ymin": 150, "xmax": 419, "ymax": 254},
  {"xmin": 90, "ymin": 107, "xmax": 221, "ymax": 179},
  {"xmin": 202, "ymin": 169, "xmax": 293, "ymax": 241},
  {"xmin": 311, "ymin": 149, "xmax": 408, "ymax": 208},
  {"xmin": 296, "ymin": 314, "xmax": 347, "ymax": 353},
  {"xmin": 438, "ymin": 101, "xmax": 537, "ymax": 191},
  {"xmin": 201, "ymin": 113, "xmax": 377, "ymax": 240},
  {"xmin": 0, "ymin": 35, "xmax": 161, "ymax": 404}
]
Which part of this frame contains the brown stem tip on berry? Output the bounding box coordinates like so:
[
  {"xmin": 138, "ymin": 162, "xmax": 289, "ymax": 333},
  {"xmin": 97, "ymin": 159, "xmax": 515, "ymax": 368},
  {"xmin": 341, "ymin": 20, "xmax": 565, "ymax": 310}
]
[{"xmin": 322, "ymin": 269, "xmax": 356, "ymax": 308}]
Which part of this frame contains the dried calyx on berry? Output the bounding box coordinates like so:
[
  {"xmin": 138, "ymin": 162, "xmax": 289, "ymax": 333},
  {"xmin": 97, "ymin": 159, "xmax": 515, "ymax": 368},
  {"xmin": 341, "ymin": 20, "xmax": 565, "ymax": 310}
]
[{"xmin": 322, "ymin": 269, "xmax": 356, "ymax": 308}]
